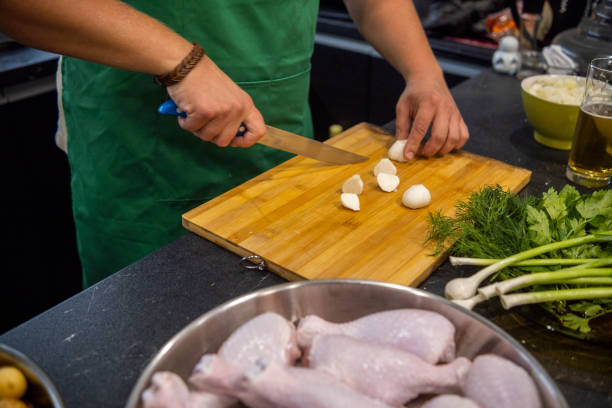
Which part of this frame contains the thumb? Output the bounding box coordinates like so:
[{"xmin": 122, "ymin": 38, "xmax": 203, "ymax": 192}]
[{"xmin": 231, "ymin": 108, "xmax": 266, "ymax": 148}]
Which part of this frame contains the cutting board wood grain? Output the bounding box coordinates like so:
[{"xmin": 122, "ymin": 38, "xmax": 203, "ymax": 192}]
[{"xmin": 183, "ymin": 123, "xmax": 532, "ymax": 286}]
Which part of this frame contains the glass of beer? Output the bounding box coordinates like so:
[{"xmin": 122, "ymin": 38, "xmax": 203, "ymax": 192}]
[{"xmin": 566, "ymin": 57, "xmax": 612, "ymax": 188}]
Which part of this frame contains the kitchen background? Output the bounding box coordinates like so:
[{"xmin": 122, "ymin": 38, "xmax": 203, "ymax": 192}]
[{"xmin": 0, "ymin": 0, "xmax": 593, "ymax": 332}]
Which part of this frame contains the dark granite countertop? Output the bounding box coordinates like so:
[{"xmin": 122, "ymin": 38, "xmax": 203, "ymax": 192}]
[{"xmin": 1, "ymin": 70, "xmax": 611, "ymax": 408}]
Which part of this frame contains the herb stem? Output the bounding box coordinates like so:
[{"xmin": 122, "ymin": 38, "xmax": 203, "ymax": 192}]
[
  {"xmin": 500, "ymin": 287, "xmax": 612, "ymax": 309},
  {"xmin": 561, "ymin": 277, "xmax": 612, "ymax": 285},
  {"xmin": 477, "ymin": 259, "xmax": 612, "ymax": 299},
  {"xmin": 445, "ymin": 232, "xmax": 612, "ymax": 300},
  {"xmin": 493, "ymin": 268, "xmax": 612, "ymax": 296},
  {"xmin": 449, "ymin": 257, "xmax": 600, "ymax": 267}
]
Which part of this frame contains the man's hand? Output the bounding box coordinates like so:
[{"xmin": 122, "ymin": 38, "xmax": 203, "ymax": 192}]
[
  {"xmin": 395, "ymin": 72, "xmax": 469, "ymax": 160},
  {"xmin": 0, "ymin": 0, "xmax": 266, "ymax": 148},
  {"xmin": 343, "ymin": 0, "xmax": 470, "ymax": 160},
  {"xmin": 166, "ymin": 55, "xmax": 266, "ymax": 148}
]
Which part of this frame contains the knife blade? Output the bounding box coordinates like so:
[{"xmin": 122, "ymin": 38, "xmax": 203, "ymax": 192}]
[{"xmin": 158, "ymin": 100, "xmax": 368, "ymax": 164}]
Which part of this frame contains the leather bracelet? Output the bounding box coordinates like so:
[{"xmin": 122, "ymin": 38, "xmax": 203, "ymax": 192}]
[{"xmin": 154, "ymin": 42, "xmax": 205, "ymax": 87}]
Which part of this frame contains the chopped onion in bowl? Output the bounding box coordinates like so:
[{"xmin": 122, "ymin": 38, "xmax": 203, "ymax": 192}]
[{"xmin": 526, "ymin": 76, "xmax": 585, "ymax": 105}]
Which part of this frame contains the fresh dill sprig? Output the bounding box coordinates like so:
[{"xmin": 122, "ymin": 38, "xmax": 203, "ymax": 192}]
[
  {"xmin": 427, "ymin": 185, "xmax": 534, "ymax": 259},
  {"xmin": 428, "ymin": 185, "xmax": 612, "ymax": 334}
]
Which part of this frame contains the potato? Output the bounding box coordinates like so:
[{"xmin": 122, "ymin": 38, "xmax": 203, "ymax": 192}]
[
  {"xmin": 0, "ymin": 367, "xmax": 27, "ymax": 399},
  {"xmin": 0, "ymin": 398, "xmax": 30, "ymax": 408}
]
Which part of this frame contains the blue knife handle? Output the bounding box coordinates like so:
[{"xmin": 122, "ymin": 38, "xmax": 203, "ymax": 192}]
[
  {"xmin": 158, "ymin": 99, "xmax": 186, "ymax": 118},
  {"xmin": 157, "ymin": 99, "xmax": 246, "ymax": 136}
]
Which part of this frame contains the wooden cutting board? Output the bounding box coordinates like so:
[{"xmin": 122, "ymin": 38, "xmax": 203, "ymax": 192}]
[{"xmin": 183, "ymin": 123, "xmax": 531, "ymax": 287}]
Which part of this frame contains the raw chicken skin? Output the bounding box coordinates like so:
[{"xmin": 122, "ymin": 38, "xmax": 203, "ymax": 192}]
[
  {"xmin": 146, "ymin": 313, "xmax": 300, "ymax": 408},
  {"xmin": 141, "ymin": 371, "xmax": 233, "ymax": 408},
  {"xmin": 421, "ymin": 395, "xmax": 481, "ymax": 408},
  {"xmin": 189, "ymin": 312, "xmax": 300, "ymax": 400},
  {"xmin": 142, "ymin": 372, "xmax": 189, "ymax": 408},
  {"xmin": 462, "ymin": 354, "xmax": 541, "ymax": 408},
  {"xmin": 189, "ymin": 354, "xmax": 244, "ymax": 393},
  {"xmin": 307, "ymin": 335, "xmax": 471, "ymax": 406},
  {"xmin": 218, "ymin": 312, "xmax": 301, "ymax": 367},
  {"xmin": 238, "ymin": 359, "xmax": 398, "ymax": 408},
  {"xmin": 188, "ymin": 392, "xmax": 236, "ymax": 408},
  {"xmin": 297, "ymin": 309, "xmax": 456, "ymax": 363}
]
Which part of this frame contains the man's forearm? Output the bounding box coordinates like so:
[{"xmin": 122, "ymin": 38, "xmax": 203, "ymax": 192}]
[
  {"xmin": 343, "ymin": 0, "xmax": 442, "ymax": 81},
  {"xmin": 0, "ymin": 0, "xmax": 191, "ymax": 75}
]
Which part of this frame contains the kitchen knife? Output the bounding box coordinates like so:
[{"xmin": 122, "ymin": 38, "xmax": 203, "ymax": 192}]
[{"xmin": 158, "ymin": 100, "xmax": 368, "ymax": 164}]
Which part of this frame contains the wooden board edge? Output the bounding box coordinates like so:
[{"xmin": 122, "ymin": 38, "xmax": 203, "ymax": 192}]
[
  {"xmin": 181, "ymin": 122, "xmax": 534, "ymax": 287},
  {"xmin": 401, "ymin": 166, "xmax": 531, "ymax": 285},
  {"xmin": 509, "ymin": 169, "xmax": 532, "ymax": 193},
  {"xmin": 182, "ymin": 218, "xmax": 306, "ymax": 282},
  {"xmin": 182, "ymin": 122, "xmax": 383, "ymax": 222},
  {"xmin": 326, "ymin": 122, "xmax": 391, "ymax": 144},
  {"xmin": 406, "ymin": 169, "xmax": 532, "ymax": 285},
  {"xmin": 329, "ymin": 126, "xmax": 533, "ymax": 192},
  {"xmin": 406, "ymin": 253, "xmax": 450, "ymax": 288}
]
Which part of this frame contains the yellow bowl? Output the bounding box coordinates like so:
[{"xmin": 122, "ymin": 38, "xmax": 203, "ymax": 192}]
[{"xmin": 520, "ymin": 74, "xmax": 584, "ymax": 150}]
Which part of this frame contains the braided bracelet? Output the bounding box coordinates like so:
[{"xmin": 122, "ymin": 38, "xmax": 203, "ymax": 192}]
[{"xmin": 154, "ymin": 42, "xmax": 205, "ymax": 87}]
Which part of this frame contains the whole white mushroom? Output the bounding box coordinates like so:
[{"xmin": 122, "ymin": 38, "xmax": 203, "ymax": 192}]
[{"xmin": 402, "ymin": 184, "xmax": 431, "ymax": 209}]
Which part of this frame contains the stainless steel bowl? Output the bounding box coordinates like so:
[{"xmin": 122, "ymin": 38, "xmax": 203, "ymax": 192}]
[
  {"xmin": 126, "ymin": 279, "xmax": 569, "ymax": 408},
  {"xmin": 0, "ymin": 343, "xmax": 65, "ymax": 408}
]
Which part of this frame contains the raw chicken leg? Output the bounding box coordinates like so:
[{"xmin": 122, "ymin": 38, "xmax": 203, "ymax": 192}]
[
  {"xmin": 141, "ymin": 371, "xmax": 234, "ymax": 408},
  {"xmin": 189, "ymin": 312, "xmax": 300, "ymax": 396},
  {"xmin": 189, "ymin": 354, "xmax": 244, "ymax": 393},
  {"xmin": 145, "ymin": 313, "xmax": 300, "ymax": 408},
  {"xmin": 188, "ymin": 392, "xmax": 237, "ymax": 408},
  {"xmin": 238, "ymin": 359, "xmax": 398, "ymax": 408},
  {"xmin": 462, "ymin": 354, "xmax": 541, "ymax": 408},
  {"xmin": 307, "ymin": 334, "xmax": 471, "ymax": 406},
  {"xmin": 297, "ymin": 309, "xmax": 456, "ymax": 363},
  {"xmin": 218, "ymin": 311, "xmax": 301, "ymax": 366},
  {"xmin": 421, "ymin": 395, "xmax": 481, "ymax": 408},
  {"xmin": 142, "ymin": 372, "xmax": 189, "ymax": 408}
]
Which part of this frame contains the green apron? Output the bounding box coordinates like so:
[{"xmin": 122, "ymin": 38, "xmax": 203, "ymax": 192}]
[{"xmin": 60, "ymin": 0, "xmax": 319, "ymax": 287}]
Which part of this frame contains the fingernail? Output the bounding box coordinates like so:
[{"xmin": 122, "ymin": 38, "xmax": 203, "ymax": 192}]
[{"xmin": 405, "ymin": 151, "xmax": 414, "ymax": 160}]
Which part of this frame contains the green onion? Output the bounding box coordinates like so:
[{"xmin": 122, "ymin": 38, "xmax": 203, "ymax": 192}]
[
  {"xmin": 477, "ymin": 258, "xmax": 612, "ymax": 299},
  {"xmin": 444, "ymin": 232, "xmax": 612, "ymax": 300},
  {"xmin": 500, "ymin": 287, "xmax": 612, "ymax": 309},
  {"xmin": 449, "ymin": 257, "xmax": 600, "ymax": 267},
  {"xmin": 494, "ymin": 268, "xmax": 612, "ymax": 296},
  {"xmin": 561, "ymin": 277, "xmax": 612, "ymax": 285}
]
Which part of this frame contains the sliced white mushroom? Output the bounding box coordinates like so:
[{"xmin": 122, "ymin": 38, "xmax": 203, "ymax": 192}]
[
  {"xmin": 373, "ymin": 158, "xmax": 397, "ymax": 176},
  {"xmin": 377, "ymin": 173, "xmax": 400, "ymax": 192},
  {"xmin": 341, "ymin": 193, "xmax": 360, "ymax": 211},
  {"xmin": 342, "ymin": 174, "xmax": 363, "ymax": 195},
  {"xmin": 388, "ymin": 139, "xmax": 408, "ymax": 162},
  {"xmin": 402, "ymin": 184, "xmax": 431, "ymax": 209}
]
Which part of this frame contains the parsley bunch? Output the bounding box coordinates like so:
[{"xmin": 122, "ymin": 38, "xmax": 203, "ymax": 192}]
[{"xmin": 428, "ymin": 185, "xmax": 612, "ymax": 334}]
